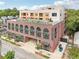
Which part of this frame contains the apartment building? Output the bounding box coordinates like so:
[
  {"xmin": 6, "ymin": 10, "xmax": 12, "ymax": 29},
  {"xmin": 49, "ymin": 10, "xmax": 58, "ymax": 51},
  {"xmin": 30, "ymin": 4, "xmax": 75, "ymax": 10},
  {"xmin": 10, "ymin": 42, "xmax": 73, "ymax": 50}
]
[{"xmin": 7, "ymin": 5, "xmax": 65, "ymax": 52}]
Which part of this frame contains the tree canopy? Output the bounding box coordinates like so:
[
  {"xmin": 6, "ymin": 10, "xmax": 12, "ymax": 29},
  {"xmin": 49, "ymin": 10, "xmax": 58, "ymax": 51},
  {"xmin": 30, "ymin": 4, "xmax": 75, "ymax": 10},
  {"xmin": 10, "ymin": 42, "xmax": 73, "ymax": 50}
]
[
  {"xmin": 66, "ymin": 9, "xmax": 79, "ymax": 36},
  {"xmin": 0, "ymin": 8, "xmax": 19, "ymax": 17}
]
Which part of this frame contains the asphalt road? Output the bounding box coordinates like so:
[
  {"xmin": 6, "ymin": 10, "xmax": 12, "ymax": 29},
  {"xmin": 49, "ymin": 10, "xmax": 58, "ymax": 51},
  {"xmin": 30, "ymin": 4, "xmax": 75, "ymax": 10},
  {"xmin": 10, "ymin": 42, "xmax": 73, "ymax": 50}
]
[{"xmin": 1, "ymin": 39, "xmax": 41, "ymax": 59}]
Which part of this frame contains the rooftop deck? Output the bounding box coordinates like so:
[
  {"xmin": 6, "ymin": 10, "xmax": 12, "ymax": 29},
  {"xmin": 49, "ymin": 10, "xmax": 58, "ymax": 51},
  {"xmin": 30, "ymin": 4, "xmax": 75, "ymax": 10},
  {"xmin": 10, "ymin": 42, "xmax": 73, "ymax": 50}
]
[
  {"xmin": 12, "ymin": 18, "xmax": 53, "ymax": 25},
  {"xmin": 9, "ymin": 18, "xmax": 63, "ymax": 26}
]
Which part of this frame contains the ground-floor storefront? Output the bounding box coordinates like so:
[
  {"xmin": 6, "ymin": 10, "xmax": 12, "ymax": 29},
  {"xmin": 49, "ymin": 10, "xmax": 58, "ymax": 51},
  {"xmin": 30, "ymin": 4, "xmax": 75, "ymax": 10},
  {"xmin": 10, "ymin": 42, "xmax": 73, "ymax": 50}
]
[
  {"xmin": 7, "ymin": 32, "xmax": 24, "ymax": 42},
  {"xmin": 7, "ymin": 31, "xmax": 51, "ymax": 51}
]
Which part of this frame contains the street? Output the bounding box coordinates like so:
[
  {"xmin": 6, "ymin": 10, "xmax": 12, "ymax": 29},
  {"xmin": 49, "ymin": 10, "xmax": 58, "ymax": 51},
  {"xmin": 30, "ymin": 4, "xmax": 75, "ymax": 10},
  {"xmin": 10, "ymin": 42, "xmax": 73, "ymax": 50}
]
[{"xmin": 1, "ymin": 39, "xmax": 41, "ymax": 59}]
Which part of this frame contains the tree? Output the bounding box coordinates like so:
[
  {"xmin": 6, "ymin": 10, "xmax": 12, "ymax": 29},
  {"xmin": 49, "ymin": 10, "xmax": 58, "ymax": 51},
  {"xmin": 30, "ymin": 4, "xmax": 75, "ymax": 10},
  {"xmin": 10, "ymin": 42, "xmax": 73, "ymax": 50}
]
[
  {"xmin": 0, "ymin": 8, "xmax": 19, "ymax": 17},
  {"xmin": 68, "ymin": 46, "xmax": 79, "ymax": 59},
  {"xmin": 66, "ymin": 9, "xmax": 79, "ymax": 44},
  {"xmin": 66, "ymin": 16, "xmax": 79, "ymax": 34},
  {"xmin": 4, "ymin": 51, "xmax": 15, "ymax": 59}
]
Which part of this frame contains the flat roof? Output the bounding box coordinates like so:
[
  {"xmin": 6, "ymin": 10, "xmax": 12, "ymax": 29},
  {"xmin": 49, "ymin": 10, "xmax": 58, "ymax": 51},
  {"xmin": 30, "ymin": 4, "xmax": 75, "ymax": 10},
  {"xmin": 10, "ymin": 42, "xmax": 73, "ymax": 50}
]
[{"xmin": 9, "ymin": 18, "xmax": 64, "ymax": 25}]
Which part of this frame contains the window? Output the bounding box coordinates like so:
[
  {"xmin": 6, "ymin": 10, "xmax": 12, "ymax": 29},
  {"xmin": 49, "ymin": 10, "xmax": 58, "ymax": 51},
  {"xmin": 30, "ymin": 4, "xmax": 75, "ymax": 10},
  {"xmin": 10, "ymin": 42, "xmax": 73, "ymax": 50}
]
[
  {"xmin": 12, "ymin": 23, "xmax": 14, "ymax": 30},
  {"xmin": 15, "ymin": 35, "xmax": 24, "ymax": 42},
  {"xmin": 36, "ymin": 27, "xmax": 41, "ymax": 37},
  {"xmin": 55, "ymin": 28, "xmax": 57, "ymax": 38},
  {"xmin": 39, "ymin": 13, "xmax": 43, "ymax": 17},
  {"xmin": 48, "ymin": 8, "xmax": 51, "ymax": 10},
  {"xmin": 25, "ymin": 25, "xmax": 29, "ymax": 34},
  {"xmin": 43, "ymin": 28, "xmax": 49, "ymax": 39},
  {"xmin": 15, "ymin": 24, "xmax": 18, "ymax": 32},
  {"xmin": 43, "ymin": 44, "xmax": 50, "ymax": 51},
  {"xmin": 51, "ymin": 29, "xmax": 54, "ymax": 40},
  {"xmin": 35, "ymin": 13, "xmax": 38, "ymax": 16},
  {"xmin": 60, "ymin": 14, "xmax": 61, "ymax": 16},
  {"xmin": 45, "ymin": 13, "xmax": 49, "ymax": 16},
  {"xmin": 39, "ymin": 18, "xmax": 43, "ymax": 20},
  {"xmin": 22, "ymin": 13, "xmax": 26, "ymax": 16},
  {"xmin": 27, "ymin": 13, "xmax": 28, "ymax": 16},
  {"xmin": 20, "ymin": 25, "xmax": 23, "ymax": 33},
  {"xmin": 8, "ymin": 23, "xmax": 11, "ymax": 30},
  {"xmin": 30, "ymin": 13, "xmax": 34, "ymax": 16},
  {"xmin": 52, "ymin": 13, "xmax": 57, "ymax": 16},
  {"xmin": 30, "ymin": 26, "xmax": 35, "ymax": 36}
]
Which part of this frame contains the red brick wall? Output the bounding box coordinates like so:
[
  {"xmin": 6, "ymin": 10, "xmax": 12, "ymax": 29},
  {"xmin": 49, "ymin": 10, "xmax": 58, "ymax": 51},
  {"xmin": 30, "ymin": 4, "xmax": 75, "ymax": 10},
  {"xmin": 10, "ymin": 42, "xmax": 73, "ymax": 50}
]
[
  {"xmin": 7, "ymin": 20, "xmax": 65, "ymax": 52},
  {"xmin": 49, "ymin": 20, "xmax": 65, "ymax": 52}
]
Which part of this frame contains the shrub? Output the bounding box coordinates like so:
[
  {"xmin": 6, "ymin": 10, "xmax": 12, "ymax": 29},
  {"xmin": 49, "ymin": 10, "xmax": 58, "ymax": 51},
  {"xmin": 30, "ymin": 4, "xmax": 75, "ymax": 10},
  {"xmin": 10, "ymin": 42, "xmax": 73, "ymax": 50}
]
[
  {"xmin": 4, "ymin": 51, "xmax": 15, "ymax": 59},
  {"xmin": 36, "ymin": 44, "xmax": 42, "ymax": 50}
]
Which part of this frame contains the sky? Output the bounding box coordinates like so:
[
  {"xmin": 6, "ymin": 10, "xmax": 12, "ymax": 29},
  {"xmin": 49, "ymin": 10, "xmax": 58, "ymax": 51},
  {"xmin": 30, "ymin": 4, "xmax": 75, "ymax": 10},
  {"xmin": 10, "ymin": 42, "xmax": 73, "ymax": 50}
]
[{"xmin": 0, "ymin": 0, "xmax": 79, "ymax": 10}]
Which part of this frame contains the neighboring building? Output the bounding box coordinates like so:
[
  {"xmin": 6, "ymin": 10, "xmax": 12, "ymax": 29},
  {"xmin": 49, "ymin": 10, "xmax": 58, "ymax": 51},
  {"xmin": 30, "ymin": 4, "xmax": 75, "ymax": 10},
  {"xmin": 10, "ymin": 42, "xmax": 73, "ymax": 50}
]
[
  {"xmin": 1, "ymin": 16, "xmax": 18, "ymax": 27},
  {"xmin": 74, "ymin": 32, "xmax": 79, "ymax": 47},
  {"xmin": 7, "ymin": 5, "xmax": 65, "ymax": 52},
  {"xmin": 1, "ymin": 16, "xmax": 18, "ymax": 34}
]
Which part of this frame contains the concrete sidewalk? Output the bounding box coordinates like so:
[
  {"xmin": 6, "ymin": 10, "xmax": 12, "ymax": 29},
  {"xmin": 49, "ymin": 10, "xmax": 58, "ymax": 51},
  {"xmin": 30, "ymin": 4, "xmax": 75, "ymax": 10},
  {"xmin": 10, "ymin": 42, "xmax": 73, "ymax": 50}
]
[
  {"xmin": 35, "ymin": 42, "xmax": 67, "ymax": 59},
  {"xmin": 50, "ymin": 42, "xmax": 67, "ymax": 59},
  {"xmin": 20, "ymin": 40, "xmax": 36, "ymax": 54},
  {"xmin": 20, "ymin": 41, "xmax": 67, "ymax": 59}
]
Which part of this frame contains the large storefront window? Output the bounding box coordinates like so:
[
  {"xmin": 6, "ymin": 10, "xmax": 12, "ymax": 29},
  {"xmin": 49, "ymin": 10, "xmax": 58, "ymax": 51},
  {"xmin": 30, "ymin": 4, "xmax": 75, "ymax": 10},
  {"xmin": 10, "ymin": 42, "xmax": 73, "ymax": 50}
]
[
  {"xmin": 25, "ymin": 25, "xmax": 29, "ymax": 34},
  {"xmin": 20, "ymin": 25, "xmax": 23, "ymax": 33},
  {"xmin": 43, "ymin": 43, "xmax": 50, "ymax": 51},
  {"xmin": 8, "ymin": 23, "xmax": 11, "ymax": 30},
  {"xmin": 15, "ymin": 24, "xmax": 18, "ymax": 32},
  {"xmin": 36, "ymin": 27, "xmax": 41, "ymax": 37},
  {"xmin": 43, "ymin": 28, "xmax": 49, "ymax": 39},
  {"xmin": 12, "ymin": 23, "xmax": 14, "ymax": 30},
  {"xmin": 15, "ymin": 35, "xmax": 24, "ymax": 42},
  {"xmin": 30, "ymin": 26, "xmax": 35, "ymax": 36}
]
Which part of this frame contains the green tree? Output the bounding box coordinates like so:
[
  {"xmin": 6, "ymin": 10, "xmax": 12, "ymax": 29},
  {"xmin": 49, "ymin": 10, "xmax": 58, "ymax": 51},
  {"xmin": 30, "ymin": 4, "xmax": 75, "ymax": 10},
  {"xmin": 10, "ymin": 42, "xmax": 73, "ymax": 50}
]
[
  {"xmin": 4, "ymin": 51, "xmax": 15, "ymax": 59},
  {"xmin": 66, "ymin": 9, "xmax": 79, "ymax": 44},
  {"xmin": 68, "ymin": 47, "xmax": 79, "ymax": 59},
  {"xmin": 0, "ymin": 8, "xmax": 19, "ymax": 17}
]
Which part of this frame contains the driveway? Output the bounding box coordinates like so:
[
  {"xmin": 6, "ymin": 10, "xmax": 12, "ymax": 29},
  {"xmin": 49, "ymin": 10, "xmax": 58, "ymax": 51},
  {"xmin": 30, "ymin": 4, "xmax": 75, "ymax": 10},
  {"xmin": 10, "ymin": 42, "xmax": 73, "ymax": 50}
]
[{"xmin": 1, "ymin": 39, "xmax": 42, "ymax": 59}]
